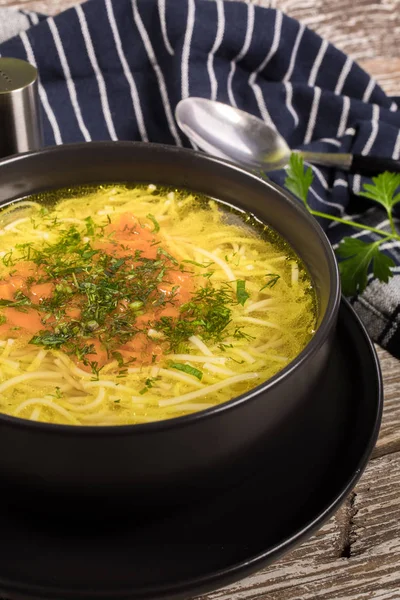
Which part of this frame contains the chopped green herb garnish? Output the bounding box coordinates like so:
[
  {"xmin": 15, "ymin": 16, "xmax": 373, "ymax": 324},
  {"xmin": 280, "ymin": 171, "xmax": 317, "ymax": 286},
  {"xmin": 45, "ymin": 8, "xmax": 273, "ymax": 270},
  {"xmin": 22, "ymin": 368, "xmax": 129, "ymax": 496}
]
[
  {"xmin": 233, "ymin": 327, "xmax": 255, "ymax": 342},
  {"xmin": 2, "ymin": 250, "xmax": 14, "ymax": 267},
  {"xmin": 260, "ymin": 273, "xmax": 280, "ymax": 291},
  {"xmin": 84, "ymin": 216, "xmax": 96, "ymax": 237},
  {"xmin": 157, "ymin": 247, "xmax": 178, "ymax": 264},
  {"xmin": 168, "ymin": 362, "xmax": 203, "ymax": 380},
  {"xmin": 139, "ymin": 377, "xmax": 157, "ymax": 395},
  {"xmin": 181, "ymin": 260, "xmax": 214, "ymax": 268},
  {"xmin": 155, "ymin": 284, "xmax": 234, "ymax": 352},
  {"xmin": 0, "ymin": 290, "xmax": 33, "ymax": 310},
  {"xmin": 146, "ymin": 213, "xmax": 160, "ymax": 233},
  {"xmin": 30, "ymin": 331, "xmax": 70, "ymax": 348},
  {"xmin": 236, "ymin": 280, "xmax": 249, "ymax": 306}
]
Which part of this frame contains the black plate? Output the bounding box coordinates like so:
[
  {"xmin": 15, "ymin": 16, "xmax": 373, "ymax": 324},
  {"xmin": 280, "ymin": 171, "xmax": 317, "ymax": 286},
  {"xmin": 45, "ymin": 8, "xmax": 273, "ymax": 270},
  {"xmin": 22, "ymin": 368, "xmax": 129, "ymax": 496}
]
[{"xmin": 0, "ymin": 299, "xmax": 382, "ymax": 600}]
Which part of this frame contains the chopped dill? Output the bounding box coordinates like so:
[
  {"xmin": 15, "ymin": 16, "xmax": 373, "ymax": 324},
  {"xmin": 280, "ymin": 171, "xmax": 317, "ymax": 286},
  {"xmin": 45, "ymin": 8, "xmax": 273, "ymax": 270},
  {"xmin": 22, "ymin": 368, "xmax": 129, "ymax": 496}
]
[
  {"xmin": 139, "ymin": 377, "xmax": 157, "ymax": 395},
  {"xmin": 168, "ymin": 362, "xmax": 203, "ymax": 380},
  {"xmin": 146, "ymin": 213, "xmax": 160, "ymax": 233},
  {"xmin": 181, "ymin": 259, "xmax": 214, "ymax": 268},
  {"xmin": 233, "ymin": 327, "xmax": 255, "ymax": 342},
  {"xmin": 260, "ymin": 273, "xmax": 280, "ymax": 290},
  {"xmin": 156, "ymin": 283, "xmax": 234, "ymax": 351}
]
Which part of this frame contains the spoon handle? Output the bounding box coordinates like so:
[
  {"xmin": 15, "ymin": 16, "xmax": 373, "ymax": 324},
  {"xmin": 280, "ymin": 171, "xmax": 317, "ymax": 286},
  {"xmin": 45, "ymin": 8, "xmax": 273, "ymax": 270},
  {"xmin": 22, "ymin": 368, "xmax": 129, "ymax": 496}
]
[
  {"xmin": 350, "ymin": 154, "xmax": 400, "ymax": 176},
  {"xmin": 298, "ymin": 151, "xmax": 352, "ymax": 170},
  {"xmin": 298, "ymin": 150, "xmax": 400, "ymax": 176}
]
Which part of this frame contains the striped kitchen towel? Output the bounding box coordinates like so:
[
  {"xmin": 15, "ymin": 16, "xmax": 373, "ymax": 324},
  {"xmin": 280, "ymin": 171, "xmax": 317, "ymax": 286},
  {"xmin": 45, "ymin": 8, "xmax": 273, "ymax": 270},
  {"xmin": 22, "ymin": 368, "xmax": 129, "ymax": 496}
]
[{"xmin": 1, "ymin": 0, "xmax": 400, "ymax": 356}]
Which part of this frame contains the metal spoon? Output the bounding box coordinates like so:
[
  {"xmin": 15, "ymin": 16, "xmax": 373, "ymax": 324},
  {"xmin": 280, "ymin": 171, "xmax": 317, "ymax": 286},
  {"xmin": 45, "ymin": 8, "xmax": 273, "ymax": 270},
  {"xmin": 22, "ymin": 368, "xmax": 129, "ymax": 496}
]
[{"xmin": 175, "ymin": 97, "xmax": 400, "ymax": 175}]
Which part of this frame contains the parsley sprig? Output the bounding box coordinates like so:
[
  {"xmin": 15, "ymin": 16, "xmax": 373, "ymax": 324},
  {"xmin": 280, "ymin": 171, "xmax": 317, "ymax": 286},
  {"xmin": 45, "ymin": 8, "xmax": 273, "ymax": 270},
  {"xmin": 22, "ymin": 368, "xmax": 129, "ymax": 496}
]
[{"xmin": 284, "ymin": 153, "xmax": 400, "ymax": 296}]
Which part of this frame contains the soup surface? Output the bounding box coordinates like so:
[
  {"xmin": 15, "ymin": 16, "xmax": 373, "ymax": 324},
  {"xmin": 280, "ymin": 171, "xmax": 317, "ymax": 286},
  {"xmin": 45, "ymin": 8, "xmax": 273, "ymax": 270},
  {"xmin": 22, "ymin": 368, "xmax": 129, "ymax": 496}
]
[{"xmin": 0, "ymin": 185, "xmax": 316, "ymax": 425}]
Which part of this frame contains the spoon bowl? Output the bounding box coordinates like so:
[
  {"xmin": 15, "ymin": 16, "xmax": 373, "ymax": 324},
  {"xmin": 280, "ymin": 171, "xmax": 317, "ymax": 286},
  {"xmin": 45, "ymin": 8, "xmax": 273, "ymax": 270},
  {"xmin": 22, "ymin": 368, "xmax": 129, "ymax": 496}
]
[
  {"xmin": 176, "ymin": 97, "xmax": 400, "ymax": 176},
  {"xmin": 175, "ymin": 97, "xmax": 290, "ymax": 171}
]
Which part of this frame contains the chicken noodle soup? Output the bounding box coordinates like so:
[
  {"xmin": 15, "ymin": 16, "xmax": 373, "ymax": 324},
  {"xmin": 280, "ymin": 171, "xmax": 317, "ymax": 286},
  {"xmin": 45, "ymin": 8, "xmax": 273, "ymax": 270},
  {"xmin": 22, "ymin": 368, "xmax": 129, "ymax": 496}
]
[{"xmin": 0, "ymin": 185, "xmax": 316, "ymax": 425}]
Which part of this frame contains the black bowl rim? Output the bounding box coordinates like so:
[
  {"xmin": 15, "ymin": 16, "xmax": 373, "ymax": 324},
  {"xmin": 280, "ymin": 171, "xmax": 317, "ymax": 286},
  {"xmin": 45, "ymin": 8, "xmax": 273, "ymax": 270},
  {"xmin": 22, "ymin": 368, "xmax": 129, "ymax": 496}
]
[{"xmin": 0, "ymin": 141, "xmax": 341, "ymax": 435}]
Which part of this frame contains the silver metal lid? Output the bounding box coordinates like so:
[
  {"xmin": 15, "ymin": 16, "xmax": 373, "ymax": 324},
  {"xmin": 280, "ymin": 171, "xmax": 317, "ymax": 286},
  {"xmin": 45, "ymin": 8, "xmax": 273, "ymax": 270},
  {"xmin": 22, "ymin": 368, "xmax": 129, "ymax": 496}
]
[{"xmin": 0, "ymin": 57, "xmax": 43, "ymax": 159}]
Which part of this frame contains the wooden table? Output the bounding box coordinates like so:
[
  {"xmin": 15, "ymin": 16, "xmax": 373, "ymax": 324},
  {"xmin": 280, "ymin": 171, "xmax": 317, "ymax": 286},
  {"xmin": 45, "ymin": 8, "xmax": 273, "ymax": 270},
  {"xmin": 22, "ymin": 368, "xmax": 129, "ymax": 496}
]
[{"xmin": 2, "ymin": 0, "xmax": 400, "ymax": 597}]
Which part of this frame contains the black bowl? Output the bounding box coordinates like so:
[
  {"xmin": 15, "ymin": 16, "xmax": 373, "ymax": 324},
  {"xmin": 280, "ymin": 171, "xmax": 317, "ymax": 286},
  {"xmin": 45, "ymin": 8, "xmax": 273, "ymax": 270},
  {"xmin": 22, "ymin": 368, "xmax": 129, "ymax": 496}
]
[{"xmin": 0, "ymin": 142, "xmax": 340, "ymax": 509}]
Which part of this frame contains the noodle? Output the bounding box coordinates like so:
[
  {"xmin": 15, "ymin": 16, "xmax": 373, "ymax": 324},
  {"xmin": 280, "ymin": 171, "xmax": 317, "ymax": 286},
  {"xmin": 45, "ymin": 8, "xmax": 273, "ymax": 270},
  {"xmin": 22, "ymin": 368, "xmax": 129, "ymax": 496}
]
[{"xmin": 0, "ymin": 184, "xmax": 316, "ymax": 425}]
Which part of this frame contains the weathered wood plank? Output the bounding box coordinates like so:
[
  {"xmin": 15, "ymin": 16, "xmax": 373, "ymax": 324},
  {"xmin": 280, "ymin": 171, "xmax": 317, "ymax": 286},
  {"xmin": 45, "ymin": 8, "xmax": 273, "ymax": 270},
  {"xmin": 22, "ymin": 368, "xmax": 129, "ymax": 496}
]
[
  {"xmin": 265, "ymin": 0, "xmax": 400, "ymax": 63},
  {"xmin": 374, "ymin": 346, "xmax": 400, "ymax": 457},
  {"xmin": 351, "ymin": 452, "xmax": 400, "ymax": 558},
  {"xmin": 196, "ymin": 452, "xmax": 400, "ymax": 600},
  {"xmin": 362, "ymin": 58, "xmax": 400, "ymax": 98},
  {"xmin": 0, "ymin": 0, "xmax": 77, "ymax": 14}
]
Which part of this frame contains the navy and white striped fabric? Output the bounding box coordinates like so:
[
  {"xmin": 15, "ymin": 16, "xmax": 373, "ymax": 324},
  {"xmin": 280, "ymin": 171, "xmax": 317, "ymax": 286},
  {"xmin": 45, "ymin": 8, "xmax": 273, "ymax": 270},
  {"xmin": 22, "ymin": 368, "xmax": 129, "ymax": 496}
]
[{"xmin": 1, "ymin": 0, "xmax": 400, "ymax": 356}]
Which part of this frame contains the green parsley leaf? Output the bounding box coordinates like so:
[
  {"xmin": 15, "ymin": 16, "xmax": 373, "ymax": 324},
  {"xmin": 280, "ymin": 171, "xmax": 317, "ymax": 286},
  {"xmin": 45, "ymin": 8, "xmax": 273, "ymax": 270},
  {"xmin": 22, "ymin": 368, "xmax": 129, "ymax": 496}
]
[
  {"xmin": 236, "ymin": 280, "xmax": 249, "ymax": 306},
  {"xmin": 284, "ymin": 153, "xmax": 314, "ymax": 206},
  {"xmin": 168, "ymin": 362, "xmax": 203, "ymax": 380},
  {"xmin": 336, "ymin": 237, "xmax": 395, "ymax": 296},
  {"xmin": 146, "ymin": 213, "xmax": 160, "ymax": 233},
  {"xmin": 359, "ymin": 172, "xmax": 400, "ymax": 214}
]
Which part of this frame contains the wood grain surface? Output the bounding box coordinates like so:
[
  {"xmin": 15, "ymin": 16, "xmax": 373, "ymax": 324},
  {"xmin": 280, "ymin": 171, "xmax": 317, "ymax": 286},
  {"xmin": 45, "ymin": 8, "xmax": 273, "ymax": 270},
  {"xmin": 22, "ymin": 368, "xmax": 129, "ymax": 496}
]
[{"xmin": 1, "ymin": 0, "xmax": 400, "ymax": 598}]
